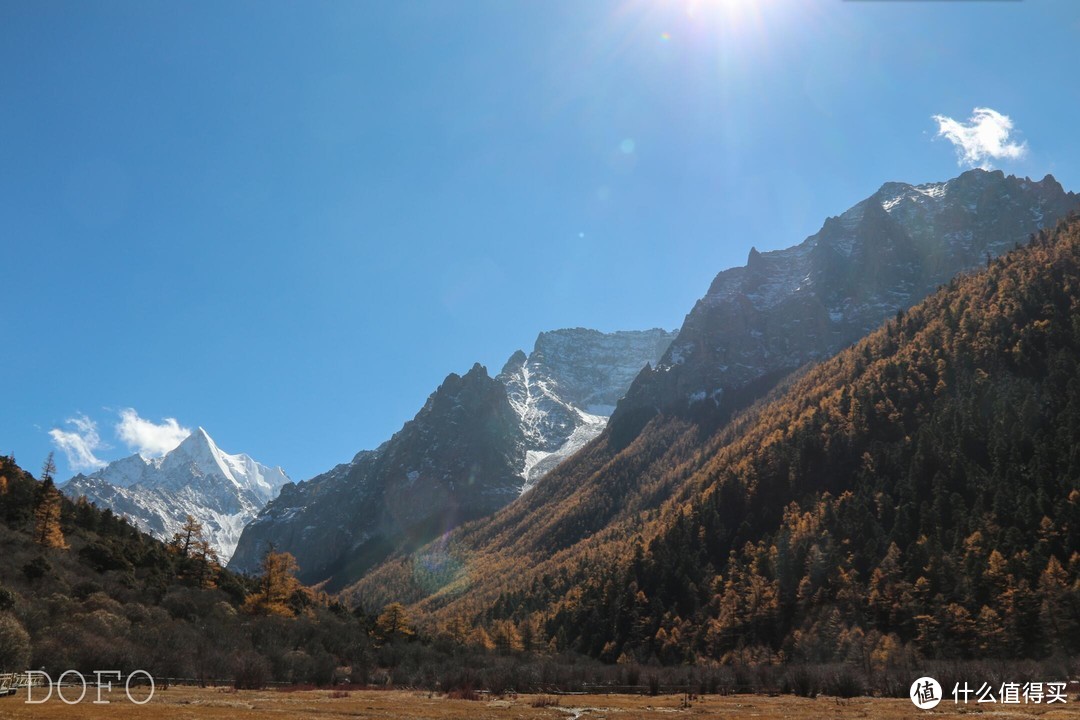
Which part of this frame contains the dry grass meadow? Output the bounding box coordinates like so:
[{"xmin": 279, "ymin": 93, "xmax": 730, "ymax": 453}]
[{"xmin": 4, "ymin": 686, "xmax": 1080, "ymax": 719}]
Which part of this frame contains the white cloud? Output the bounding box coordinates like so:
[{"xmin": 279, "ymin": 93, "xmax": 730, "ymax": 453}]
[
  {"xmin": 116, "ymin": 408, "xmax": 191, "ymax": 458},
  {"xmin": 932, "ymin": 107, "xmax": 1028, "ymax": 169},
  {"xmin": 49, "ymin": 414, "xmax": 106, "ymax": 472}
]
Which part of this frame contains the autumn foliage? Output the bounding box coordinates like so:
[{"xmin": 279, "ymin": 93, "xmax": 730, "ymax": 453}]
[
  {"xmin": 33, "ymin": 455, "xmax": 67, "ymax": 550},
  {"xmin": 242, "ymin": 549, "xmax": 307, "ymax": 617},
  {"xmin": 355, "ymin": 216, "xmax": 1080, "ymax": 665}
]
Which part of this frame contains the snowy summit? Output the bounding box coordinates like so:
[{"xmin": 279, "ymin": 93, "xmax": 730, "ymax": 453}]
[{"xmin": 62, "ymin": 427, "xmax": 290, "ymax": 562}]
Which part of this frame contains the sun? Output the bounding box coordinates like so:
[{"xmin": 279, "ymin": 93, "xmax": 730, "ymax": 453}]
[
  {"xmin": 639, "ymin": 0, "xmax": 798, "ymax": 51},
  {"xmin": 594, "ymin": 0, "xmax": 810, "ymax": 82},
  {"xmin": 684, "ymin": 0, "xmax": 784, "ymax": 40},
  {"xmin": 687, "ymin": 0, "xmax": 759, "ymax": 24}
]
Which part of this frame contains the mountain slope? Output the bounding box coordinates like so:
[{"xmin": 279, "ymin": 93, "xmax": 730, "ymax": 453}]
[
  {"xmin": 479, "ymin": 172, "xmax": 1075, "ymax": 566},
  {"xmin": 62, "ymin": 428, "xmax": 290, "ymax": 562},
  {"xmin": 510, "ymin": 215, "xmax": 1080, "ymax": 661},
  {"xmin": 230, "ymin": 328, "xmax": 674, "ymax": 587},
  {"xmin": 347, "ymin": 171, "xmax": 1078, "ymax": 625},
  {"xmin": 359, "ymin": 215, "xmax": 1080, "ymax": 662}
]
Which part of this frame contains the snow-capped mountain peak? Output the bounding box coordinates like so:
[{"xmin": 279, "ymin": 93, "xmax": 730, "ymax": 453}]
[
  {"xmin": 155, "ymin": 426, "xmax": 287, "ymax": 504},
  {"xmin": 62, "ymin": 428, "xmax": 290, "ymax": 562},
  {"xmin": 160, "ymin": 427, "xmax": 225, "ymax": 476}
]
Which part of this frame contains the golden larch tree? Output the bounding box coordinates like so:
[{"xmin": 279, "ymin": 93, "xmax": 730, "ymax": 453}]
[
  {"xmin": 34, "ymin": 455, "xmax": 67, "ymax": 549},
  {"xmin": 375, "ymin": 602, "xmax": 414, "ymax": 643},
  {"xmin": 171, "ymin": 514, "xmax": 205, "ymax": 558},
  {"xmin": 242, "ymin": 549, "xmax": 303, "ymax": 617},
  {"xmin": 491, "ymin": 619, "xmax": 524, "ymax": 653}
]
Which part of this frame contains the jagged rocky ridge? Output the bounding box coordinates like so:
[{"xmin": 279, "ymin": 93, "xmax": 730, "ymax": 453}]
[
  {"xmin": 230, "ymin": 328, "xmax": 674, "ymax": 585},
  {"xmin": 612, "ymin": 169, "xmax": 1078, "ymax": 434},
  {"xmin": 229, "ymin": 363, "xmax": 526, "ymax": 587},
  {"xmin": 61, "ymin": 428, "xmax": 290, "ymax": 562}
]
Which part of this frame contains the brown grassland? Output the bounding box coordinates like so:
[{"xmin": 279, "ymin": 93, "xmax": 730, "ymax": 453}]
[{"xmin": 4, "ymin": 686, "xmax": 1080, "ymax": 719}]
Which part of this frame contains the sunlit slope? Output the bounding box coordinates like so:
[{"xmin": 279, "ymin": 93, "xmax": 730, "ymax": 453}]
[
  {"xmin": 348, "ymin": 171, "xmax": 1078, "ymax": 613},
  {"xmin": 353, "ymin": 216, "xmax": 1080, "ymax": 661}
]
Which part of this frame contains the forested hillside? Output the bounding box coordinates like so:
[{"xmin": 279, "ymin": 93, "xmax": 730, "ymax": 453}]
[
  {"xmin": 0, "ymin": 454, "xmax": 721, "ymax": 694},
  {"xmin": 355, "ymin": 217, "xmax": 1080, "ymax": 665},
  {"xmin": 0, "ymin": 454, "xmax": 373, "ymax": 683}
]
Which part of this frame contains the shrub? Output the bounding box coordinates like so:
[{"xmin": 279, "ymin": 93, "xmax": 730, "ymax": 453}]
[
  {"xmin": 782, "ymin": 666, "xmax": 819, "ymax": 698},
  {"xmin": 530, "ymin": 695, "xmax": 560, "ymax": 707},
  {"xmin": 0, "ymin": 612, "xmax": 31, "ymax": 671},
  {"xmin": 447, "ymin": 686, "xmax": 481, "ymax": 701},
  {"xmin": 79, "ymin": 542, "xmax": 132, "ymax": 573},
  {"xmin": 823, "ymin": 668, "xmax": 865, "ymax": 698},
  {"xmin": 22, "ymin": 556, "xmax": 50, "ymax": 582},
  {"xmin": 233, "ymin": 651, "xmax": 271, "ymax": 689},
  {"xmin": 71, "ymin": 581, "xmax": 104, "ymax": 601}
]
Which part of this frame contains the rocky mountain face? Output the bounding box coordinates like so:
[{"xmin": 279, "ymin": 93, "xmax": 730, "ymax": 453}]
[
  {"xmin": 498, "ymin": 328, "xmax": 676, "ymax": 489},
  {"xmin": 229, "ymin": 329, "xmax": 674, "ymax": 586},
  {"xmin": 229, "ymin": 364, "xmax": 525, "ymax": 586},
  {"xmin": 612, "ymin": 169, "xmax": 1078, "ymax": 435},
  {"xmin": 62, "ymin": 428, "xmax": 290, "ymax": 562}
]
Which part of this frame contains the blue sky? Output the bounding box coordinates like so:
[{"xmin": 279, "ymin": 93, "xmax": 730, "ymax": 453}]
[{"xmin": 2, "ymin": 0, "xmax": 1077, "ymax": 481}]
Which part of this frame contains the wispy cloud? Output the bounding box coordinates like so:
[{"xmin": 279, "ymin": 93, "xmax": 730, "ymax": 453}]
[
  {"xmin": 932, "ymin": 107, "xmax": 1027, "ymax": 169},
  {"xmin": 49, "ymin": 414, "xmax": 106, "ymax": 472},
  {"xmin": 116, "ymin": 408, "xmax": 191, "ymax": 458}
]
